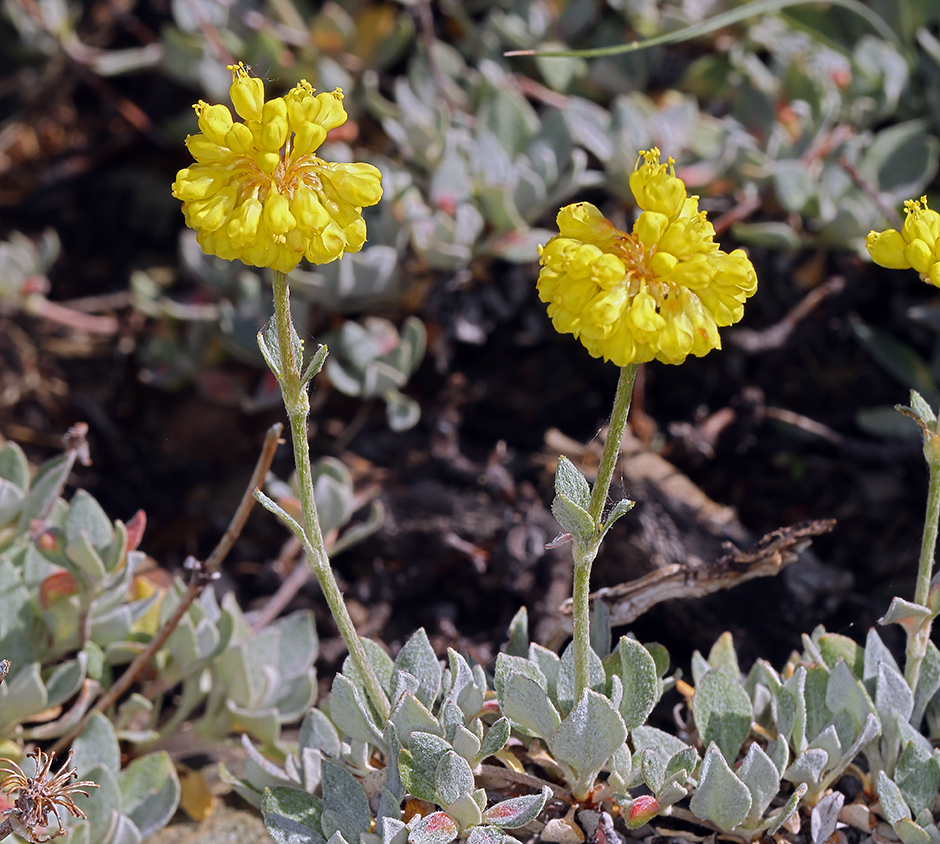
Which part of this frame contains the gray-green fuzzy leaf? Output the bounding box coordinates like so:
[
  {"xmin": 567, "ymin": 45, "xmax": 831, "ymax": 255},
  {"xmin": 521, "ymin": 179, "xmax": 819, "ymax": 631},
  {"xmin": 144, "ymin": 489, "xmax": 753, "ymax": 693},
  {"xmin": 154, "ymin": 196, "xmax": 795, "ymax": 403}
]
[
  {"xmin": 501, "ymin": 672, "xmax": 560, "ymax": 739},
  {"xmin": 321, "ymin": 762, "xmax": 371, "ymax": 844},
  {"xmin": 482, "ymin": 787, "xmax": 551, "ymax": 829},
  {"xmin": 610, "ymin": 637, "xmax": 660, "ymax": 730},
  {"xmin": 408, "ymin": 812, "xmax": 458, "ymax": 844},
  {"xmin": 737, "ymin": 742, "xmax": 780, "ymax": 825},
  {"xmin": 118, "ymin": 751, "xmax": 181, "ymax": 839},
  {"xmin": 896, "ymin": 740, "xmax": 940, "ymax": 817},
  {"xmin": 693, "ymin": 668, "xmax": 752, "ymax": 763},
  {"xmin": 262, "ymin": 787, "xmax": 325, "ymax": 844},
  {"xmin": 550, "ymin": 690, "xmax": 626, "ymax": 797},
  {"xmin": 435, "ymin": 751, "xmax": 474, "ymax": 807},
  {"xmin": 689, "ymin": 743, "xmax": 751, "ymax": 832},
  {"xmin": 551, "ymin": 494, "xmax": 594, "ymax": 546},
  {"xmin": 554, "ymin": 457, "xmax": 590, "ymax": 510}
]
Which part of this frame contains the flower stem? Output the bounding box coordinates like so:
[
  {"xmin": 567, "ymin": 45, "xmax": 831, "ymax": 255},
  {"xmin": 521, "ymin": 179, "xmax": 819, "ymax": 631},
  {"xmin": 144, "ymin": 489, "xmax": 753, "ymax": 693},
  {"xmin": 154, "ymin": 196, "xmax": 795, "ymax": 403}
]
[
  {"xmin": 572, "ymin": 363, "xmax": 638, "ymax": 703},
  {"xmin": 906, "ymin": 427, "xmax": 940, "ymax": 691},
  {"xmin": 270, "ymin": 270, "xmax": 390, "ymax": 724}
]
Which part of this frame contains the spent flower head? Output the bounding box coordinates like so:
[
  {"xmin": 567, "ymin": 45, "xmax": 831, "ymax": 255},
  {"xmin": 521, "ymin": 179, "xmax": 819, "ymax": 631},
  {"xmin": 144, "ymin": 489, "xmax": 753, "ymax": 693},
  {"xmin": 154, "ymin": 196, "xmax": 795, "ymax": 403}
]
[
  {"xmin": 172, "ymin": 62, "xmax": 383, "ymax": 273},
  {"xmin": 537, "ymin": 149, "xmax": 757, "ymax": 366},
  {"xmin": 866, "ymin": 196, "xmax": 940, "ymax": 287},
  {"xmin": 0, "ymin": 748, "xmax": 98, "ymax": 842}
]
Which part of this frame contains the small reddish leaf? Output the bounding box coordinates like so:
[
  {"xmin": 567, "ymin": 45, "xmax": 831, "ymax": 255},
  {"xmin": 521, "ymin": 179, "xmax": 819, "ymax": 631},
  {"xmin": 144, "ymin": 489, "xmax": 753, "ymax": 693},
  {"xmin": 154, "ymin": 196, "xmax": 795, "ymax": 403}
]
[
  {"xmin": 625, "ymin": 795, "xmax": 660, "ymax": 829},
  {"xmin": 408, "ymin": 811, "xmax": 458, "ymax": 844},
  {"xmin": 125, "ymin": 510, "xmax": 147, "ymax": 552},
  {"xmin": 39, "ymin": 570, "xmax": 79, "ymax": 608}
]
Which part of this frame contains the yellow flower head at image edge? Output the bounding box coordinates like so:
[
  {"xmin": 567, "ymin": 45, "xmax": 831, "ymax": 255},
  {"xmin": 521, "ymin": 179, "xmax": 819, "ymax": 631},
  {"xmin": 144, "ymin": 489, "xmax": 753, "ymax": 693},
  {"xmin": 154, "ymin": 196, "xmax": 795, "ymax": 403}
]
[
  {"xmin": 867, "ymin": 196, "xmax": 940, "ymax": 288},
  {"xmin": 172, "ymin": 62, "xmax": 383, "ymax": 273},
  {"xmin": 537, "ymin": 149, "xmax": 757, "ymax": 366}
]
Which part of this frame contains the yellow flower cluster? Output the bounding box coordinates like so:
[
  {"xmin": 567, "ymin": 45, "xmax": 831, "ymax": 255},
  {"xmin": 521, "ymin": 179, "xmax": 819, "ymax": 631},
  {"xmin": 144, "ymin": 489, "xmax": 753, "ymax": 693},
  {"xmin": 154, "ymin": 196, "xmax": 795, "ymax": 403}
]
[
  {"xmin": 537, "ymin": 149, "xmax": 757, "ymax": 366},
  {"xmin": 866, "ymin": 197, "xmax": 940, "ymax": 287},
  {"xmin": 172, "ymin": 63, "xmax": 383, "ymax": 273}
]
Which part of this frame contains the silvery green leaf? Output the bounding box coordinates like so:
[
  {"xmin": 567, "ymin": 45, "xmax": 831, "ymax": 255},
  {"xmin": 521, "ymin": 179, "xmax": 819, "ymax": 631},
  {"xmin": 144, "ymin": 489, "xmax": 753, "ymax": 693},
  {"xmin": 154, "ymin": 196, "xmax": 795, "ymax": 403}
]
[
  {"xmin": 300, "ymin": 344, "xmax": 329, "ymax": 388},
  {"xmin": 527, "ymin": 644, "xmax": 560, "ymax": 703},
  {"xmin": 407, "ymin": 812, "xmax": 458, "ymax": 844},
  {"xmin": 817, "ymin": 631, "xmax": 863, "ymax": 675},
  {"xmin": 896, "ymin": 739, "xmax": 940, "ymax": 816},
  {"xmin": 908, "ymin": 391, "xmax": 937, "ymax": 426},
  {"xmin": 66, "ymin": 490, "xmax": 114, "ymax": 549},
  {"xmin": 897, "ymin": 820, "xmax": 934, "ymax": 844},
  {"xmin": 0, "ymin": 441, "xmax": 28, "ymax": 490},
  {"xmin": 118, "ymin": 751, "xmax": 181, "ymax": 839},
  {"xmin": 494, "ymin": 653, "xmax": 546, "ymax": 704},
  {"xmin": 609, "ymin": 636, "xmax": 660, "ymax": 730},
  {"xmin": 395, "ymin": 628, "xmax": 442, "ymax": 709},
  {"xmin": 390, "ymin": 691, "xmax": 442, "ymax": 745},
  {"xmin": 557, "ymin": 641, "xmax": 605, "ymax": 715},
  {"xmin": 693, "ymin": 668, "xmax": 752, "ymax": 763},
  {"xmin": 72, "ymin": 710, "xmax": 121, "ymax": 773},
  {"xmin": 609, "ymin": 743, "xmax": 632, "ymax": 785},
  {"xmin": 110, "ymin": 814, "xmax": 143, "ymax": 844},
  {"xmin": 784, "ymin": 748, "xmax": 829, "ymax": 787},
  {"xmin": 913, "ymin": 641, "xmax": 940, "ymax": 727},
  {"xmin": 341, "ymin": 638, "xmax": 395, "ymax": 700},
  {"xmin": 44, "ymin": 653, "xmax": 87, "ymax": 708},
  {"xmin": 66, "ymin": 533, "xmax": 108, "ymax": 583},
  {"xmin": 400, "ymin": 732, "xmax": 450, "ymax": 804},
  {"xmin": 76, "ymin": 763, "xmax": 120, "ymax": 842},
  {"xmin": 690, "ymin": 651, "xmax": 711, "ymax": 685},
  {"xmin": 392, "ymin": 671, "xmax": 422, "ymax": 708},
  {"xmin": 482, "ymin": 787, "xmax": 551, "ymax": 829},
  {"xmin": 551, "ymin": 494, "xmax": 594, "ymax": 547},
  {"xmin": 17, "ymin": 452, "xmax": 71, "ymax": 533},
  {"xmin": 445, "ymin": 649, "xmax": 483, "ymax": 719},
  {"xmin": 598, "ymin": 498, "xmax": 635, "ymax": 546},
  {"xmin": 810, "ymin": 790, "xmax": 843, "ymax": 844},
  {"xmin": 876, "ymin": 661, "xmax": 914, "ymax": 761},
  {"xmin": 322, "ymin": 762, "xmax": 371, "ymax": 844},
  {"xmin": 451, "ymin": 724, "xmax": 481, "ymax": 762},
  {"xmin": 257, "ymin": 317, "xmax": 282, "ymax": 379},
  {"xmin": 765, "ymin": 782, "xmax": 808, "ymax": 836},
  {"xmin": 435, "ymin": 751, "xmax": 474, "ymax": 807},
  {"xmin": 254, "ymin": 489, "xmax": 307, "ymax": 544},
  {"xmin": 447, "ymin": 793, "xmax": 482, "ymax": 831},
  {"xmin": 706, "ymin": 632, "xmax": 741, "ymax": 677},
  {"xmin": 880, "ymin": 597, "xmax": 933, "ymax": 632},
  {"xmin": 632, "ymin": 726, "xmax": 690, "ymax": 767},
  {"xmin": 506, "ymin": 607, "xmax": 528, "ymax": 657},
  {"xmin": 825, "ymin": 713, "xmax": 881, "ymax": 793},
  {"xmin": 477, "ymin": 718, "xmax": 511, "ymax": 763},
  {"xmin": 330, "ymin": 674, "xmax": 384, "ymax": 746},
  {"xmin": 0, "ymin": 478, "xmax": 24, "ymax": 529},
  {"xmin": 554, "ymin": 457, "xmax": 590, "ymax": 510},
  {"xmin": 826, "ymin": 660, "xmax": 875, "ymax": 730},
  {"xmin": 640, "ymin": 748, "xmax": 667, "ymax": 794},
  {"xmin": 502, "ymin": 672, "xmax": 561, "ymax": 739},
  {"xmin": 382, "ymin": 816, "xmax": 408, "ymax": 844},
  {"xmin": 689, "ymin": 743, "xmax": 751, "ymax": 832},
  {"xmin": 665, "ymin": 746, "xmax": 699, "ymax": 784},
  {"xmin": 878, "ymin": 770, "xmax": 912, "ymax": 824},
  {"xmin": 466, "ymin": 827, "xmax": 515, "ymax": 844},
  {"xmin": 767, "ymin": 736, "xmax": 790, "ymax": 777},
  {"xmin": 550, "ymin": 690, "xmax": 626, "ymax": 798},
  {"xmin": 383, "ymin": 722, "xmax": 403, "ymax": 803},
  {"xmin": 591, "ymin": 601, "xmax": 611, "ymax": 660},
  {"xmin": 736, "ymin": 742, "xmax": 780, "ymax": 824},
  {"xmin": 300, "ymin": 709, "xmax": 341, "ymax": 758},
  {"xmin": 807, "ymin": 724, "xmax": 841, "ymax": 767},
  {"xmin": 804, "ymin": 666, "xmax": 833, "ymax": 744}
]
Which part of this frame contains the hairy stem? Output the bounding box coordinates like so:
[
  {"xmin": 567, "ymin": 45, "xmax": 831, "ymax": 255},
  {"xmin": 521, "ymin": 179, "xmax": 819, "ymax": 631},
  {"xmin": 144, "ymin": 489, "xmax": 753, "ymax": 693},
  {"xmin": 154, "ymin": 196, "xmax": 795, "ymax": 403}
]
[
  {"xmin": 572, "ymin": 363, "xmax": 638, "ymax": 704},
  {"xmin": 906, "ymin": 428, "xmax": 940, "ymax": 692},
  {"xmin": 270, "ymin": 270, "xmax": 390, "ymax": 723}
]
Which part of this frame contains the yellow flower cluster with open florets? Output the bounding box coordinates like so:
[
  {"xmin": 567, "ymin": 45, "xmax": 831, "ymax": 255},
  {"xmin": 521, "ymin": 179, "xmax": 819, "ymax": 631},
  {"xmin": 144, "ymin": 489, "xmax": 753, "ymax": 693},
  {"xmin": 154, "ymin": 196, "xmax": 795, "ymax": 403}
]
[
  {"xmin": 172, "ymin": 63, "xmax": 383, "ymax": 273},
  {"xmin": 537, "ymin": 149, "xmax": 758, "ymax": 366},
  {"xmin": 866, "ymin": 197, "xmax": 940, "ymax": 288}
]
